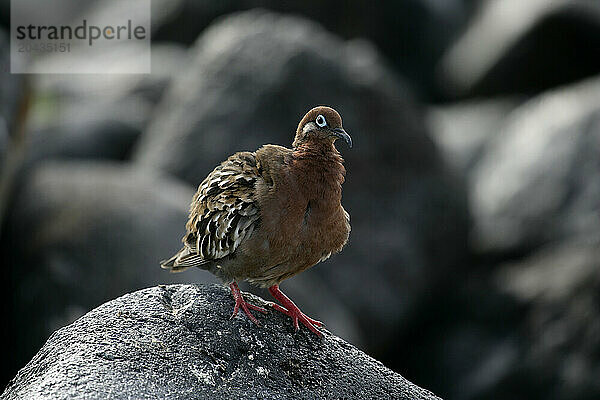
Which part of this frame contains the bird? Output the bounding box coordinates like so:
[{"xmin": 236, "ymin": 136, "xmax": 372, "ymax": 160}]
[{"xmin": 161, "ymin": 106, "xmax": 352, "ymax": 336}]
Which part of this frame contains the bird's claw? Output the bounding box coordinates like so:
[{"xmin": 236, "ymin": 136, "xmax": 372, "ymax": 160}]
[
  {"xmin": 286, "ymin": 309, "xmax": 322, "ymax": 336},
  {"xmin": 270, "ymin": 302, "xmax": 322, "ymax": 327},
  {"xmin": 229, "ymin": 282, "xmax": 266, "ymax": 326},
  {"xmin": 267, "ymin": 287, "xmax": 323, "ymax": 336},
  {"xmin": 231, "ymin": 298, "xmax": 267, "ymax": 326}
]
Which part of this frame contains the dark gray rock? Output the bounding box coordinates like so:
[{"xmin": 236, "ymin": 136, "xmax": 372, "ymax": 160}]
[
  {"xmin": 21, "ymin": 44, "xmax": 188, "ymax": 175},
  {"xmin": 0, "ymin": 116, "xmax": 7, "ymax": 168},
  {"xmin": 383, "ymin": 260, "xmax": 524, "ymax": 400},
  {"xmin": 134, "ymin": 9, "xmax": 469, "ymax": 358},
  {"xmin": 0, "ymin": 0, "xmax": 94, "ymax": 31},
  {"xmin": 470, "ymin": 76, "xmax": 600, "ymax": 252},
  {"xmin": 0, "ymin": 28, "xmax": 28, "ymax": 135},
  {"xmin": 32, "ymin": 43, "xmax": 188, "ymax": 106},
  {"xmin": 0, "ymin": 161, "xmax": 218, "ymax": 388},
  {"xmin": 1, "ymin": 284, "xmax": 442, "ymax": 400},
  {"xmin": 130, "ymin": 44, "xmax": 190, "ymax": 105},
  {"xmin": 403, "ymin": 78, "xmax": 600, "ymax": 399},
  {"xmin": 151, "ymin": 1, "xmax": 470, "ymax": 98},
  {"xmin": 26, "ymin": 119, "xmax": 141, "ymax": 164},
  {"xmin": 489, "ymin": 236, "xmax": 600, "ymax": 400},
  {"xmin": 398, "ymin": 235, "xmax": 600, "ymax": 400},
  {"xmin": 439, "ymin": 1, "xmax": 600, "ymax": 98},
  {"xmin": 427, "ymin": 97, "xmax": 522, "ymax": 177}
]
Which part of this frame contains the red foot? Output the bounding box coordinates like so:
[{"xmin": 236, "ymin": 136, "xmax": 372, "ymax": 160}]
[
  {"xmin": 268, "ymin": 285, "xmax": 323, "ymax": 337},
  {"xmin": 229, "ymin": 282, "xmax": 266, "ymax": 325}
]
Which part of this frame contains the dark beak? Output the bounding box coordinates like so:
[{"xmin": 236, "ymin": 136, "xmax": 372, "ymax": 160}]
[{"xmin": 331, "ymin": 127, "xmax": 353, "ymax": 148}]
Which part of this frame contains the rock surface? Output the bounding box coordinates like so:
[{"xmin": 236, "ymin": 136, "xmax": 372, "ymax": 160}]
[{"xmin": 1, "ymin": 284, "xmax": 442, "ymax": 400}]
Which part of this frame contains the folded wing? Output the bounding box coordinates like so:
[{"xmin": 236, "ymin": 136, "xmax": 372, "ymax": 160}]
[{"xmin": 161, "ymin": 152, "xmax": 261, "ymax": 270}]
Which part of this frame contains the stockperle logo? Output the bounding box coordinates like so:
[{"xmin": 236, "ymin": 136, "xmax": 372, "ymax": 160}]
[{"xmin": 11, "ymin": 0, "xmax": 150, "ymax": 73}]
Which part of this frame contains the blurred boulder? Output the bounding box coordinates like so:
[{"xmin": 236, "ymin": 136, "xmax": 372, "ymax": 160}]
[
  {"xmin": 32, "ymin": 43, "xmax": 187, "ymax": 106},
  {"xmin": 427, "ymin": 97, "xmax": 522, "ymax": 176},
  {"xmin": 0, "ymin": 161, "xmax": 218, "ymax": 389},
  {"xmin": 152, "ymin": 1, "xmax": 470, "ymax": 99},
  {"xmin": 471, "ymin": 76, "xmax": 600, "ymax": 252},
  {"xmin": 18, "ymin": 43, "xmax": 189, "ymax": 170},
  {"xmin": 0, "ymin": 29, "xmax": 28, "ymax": 136},
  {"xmin": 407, "ymin": 75, "xmax": 600, "ymax": 399},
  {"xmin": 0, "ymin": 28, "xmax": 29, "ymax": 247},
  {"xmin": 151, "ymin": 0, "xmax": 240, "ymax": 45},
  {"xmin": 390, "ymin": 262, "xmax": 523, "ymax": 400},
  {"xmin": 491, "ymin": 237, "xmax": 600, "ymax": 400},
  {"xmin": 440, "ymin": 0, "xmax": 600, "ymax": 98},
  {"xmin": 26, "ymin": 119, "xmax": 141, "ymax": 164},
  {"xmin": 1, "ymin": 284, "xmax": 442, "ymax": 400},
  {"xmin": 422, "ymin": 325, "xmax": 520, "ymax": 400},
  {"xmin": 130, "ymin": 44, "xmax": 189, "ymax": 105},
  {"xmin": 0, "ymin": 30, "xmax": 15, "ymax": 123},
  {"xmin": 0, "ymin": 0, "xmax": 94, "ymax": 32},
  {"xmin": 395, "ymin": 235, "xmax": 600, "ymax": 400},
  {"xmin": 0, "ymin": 0, "xmax": 9, "ymax": 29},
  {"xmin": 0, "ymin": 117, "xmax": 7, "ymax": 168},
  {"xmin": 135, "ymin": 9, "xmax": 469, "ymax": 359}
]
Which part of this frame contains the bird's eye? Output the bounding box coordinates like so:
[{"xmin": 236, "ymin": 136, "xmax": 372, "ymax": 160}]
[{"xmin": 315, "ymin": 114, "xmax": 327, "ymax": 128}]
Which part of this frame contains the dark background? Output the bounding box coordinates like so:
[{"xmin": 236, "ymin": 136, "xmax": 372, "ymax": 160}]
[{"xmin": 1, "ymin": 1, "xmax": 600, "ymax": 399}]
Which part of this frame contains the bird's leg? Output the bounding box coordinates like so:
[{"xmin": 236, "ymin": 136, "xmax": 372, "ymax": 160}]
[
  {"xmin": 229, "ymin": 282, "xmax": 266, "ymax": 325},
  {"xmin": 268, "ymin": 285, "xmax": 323, "ymax": 336}
]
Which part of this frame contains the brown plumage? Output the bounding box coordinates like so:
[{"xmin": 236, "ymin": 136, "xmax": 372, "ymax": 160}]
[{"xmin": 161, "ymin": 106, "xmax": 352, "ymax": 336}]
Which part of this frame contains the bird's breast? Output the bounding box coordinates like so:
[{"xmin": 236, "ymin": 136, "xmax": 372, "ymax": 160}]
[
  {"xmin": 258, "ymin": 181, "xmax": 349, "ymax": 265},
  {"xmin": 240, "ymin": 154, "xmax": 349, "ymax": 284}
]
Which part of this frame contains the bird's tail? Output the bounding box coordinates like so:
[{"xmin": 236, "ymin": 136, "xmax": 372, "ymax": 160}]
[
  {"xmin": 160, "ymin": 247, "xmax": 209, "ymax": 272},
  {"xmin": 159, "ymin": 252, "xmax": 187, "ymax": 272}
]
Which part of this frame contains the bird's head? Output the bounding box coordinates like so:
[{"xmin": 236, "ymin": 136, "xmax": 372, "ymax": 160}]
[{"xmin": 293, "ymin": 106, "xmax": 352, "ymax": 150}]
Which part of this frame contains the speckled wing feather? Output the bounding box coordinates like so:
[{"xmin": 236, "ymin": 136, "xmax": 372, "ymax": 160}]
[{"xmin": 161, "ymin": 152, "xmax": 260, "ymax": 270}]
